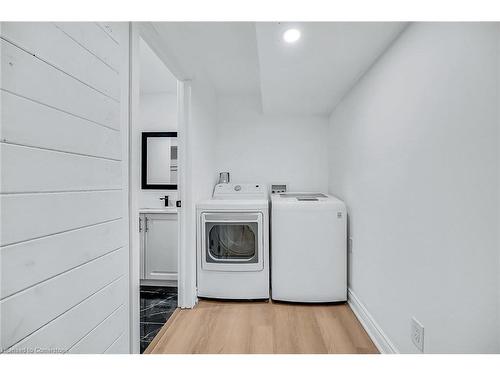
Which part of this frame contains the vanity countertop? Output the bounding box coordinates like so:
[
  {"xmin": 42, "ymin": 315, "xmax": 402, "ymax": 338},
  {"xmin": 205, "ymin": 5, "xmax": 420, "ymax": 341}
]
[{"xmin": 139, "ymin": 207, "xmax": 178, "ymax": 214}]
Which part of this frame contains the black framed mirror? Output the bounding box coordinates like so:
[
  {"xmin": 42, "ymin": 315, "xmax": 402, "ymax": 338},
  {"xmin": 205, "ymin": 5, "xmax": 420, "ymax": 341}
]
[{"xmin": 141, "ymin": 132, "xmax": 178, "ymax": 190}]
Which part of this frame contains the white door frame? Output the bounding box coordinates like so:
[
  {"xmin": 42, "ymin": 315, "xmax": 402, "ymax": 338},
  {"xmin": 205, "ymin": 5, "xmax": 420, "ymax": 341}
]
[
  {"xmin": 176, "ymin": 79, "xmax": 193, "ymax": 309},
  {"xmin": 128, "ymin": 22, "xmax": 193, "ymax": 353}
]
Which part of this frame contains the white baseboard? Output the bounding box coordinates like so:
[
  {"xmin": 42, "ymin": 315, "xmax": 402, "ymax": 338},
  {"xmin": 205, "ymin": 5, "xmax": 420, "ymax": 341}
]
[{"xmin": 347, "ymin": 288, "xmax": 399, "ymax": 354}]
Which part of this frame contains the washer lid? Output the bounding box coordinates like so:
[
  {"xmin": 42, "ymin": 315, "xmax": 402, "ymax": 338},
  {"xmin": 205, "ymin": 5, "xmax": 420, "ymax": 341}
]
[
  {"xmin": 279, "ymin": 193, "xmax": 328, "ymax": 199},
  {"xmin": 271, "ymin": 192, "xmax": 345, "ymax": 207}
]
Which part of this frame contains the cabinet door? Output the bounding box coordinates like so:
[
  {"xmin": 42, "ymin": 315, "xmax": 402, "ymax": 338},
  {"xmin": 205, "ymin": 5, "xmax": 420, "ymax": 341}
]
[{"xmin": 144, "ymin": 213, "xmax": 178, "ymax": 280}]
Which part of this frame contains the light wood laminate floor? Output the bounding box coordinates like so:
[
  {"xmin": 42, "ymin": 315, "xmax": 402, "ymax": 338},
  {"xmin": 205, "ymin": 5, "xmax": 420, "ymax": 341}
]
[{"xmin": 145, "ymin": 299, "xmax": 378, "ymax": 354}]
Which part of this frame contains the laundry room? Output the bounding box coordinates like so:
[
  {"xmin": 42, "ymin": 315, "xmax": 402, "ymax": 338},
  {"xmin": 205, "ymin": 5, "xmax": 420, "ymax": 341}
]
[
  {"xmin": 147, "ymin": 22, "xmax": 500, "ymax": 354},
  {"xmin": 1, "ymin": 14, "xmax": 499, "ymax": 363}
]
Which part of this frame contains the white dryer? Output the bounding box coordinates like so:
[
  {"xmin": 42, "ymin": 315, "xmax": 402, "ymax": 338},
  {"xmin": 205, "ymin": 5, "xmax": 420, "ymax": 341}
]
[
  {"xmin": 271, "ymin": 192, "xmax": 347, "ymax": 303},
  {"xmin": 196, "ymin": 183, "xmax": 269, "ymax": 299}
]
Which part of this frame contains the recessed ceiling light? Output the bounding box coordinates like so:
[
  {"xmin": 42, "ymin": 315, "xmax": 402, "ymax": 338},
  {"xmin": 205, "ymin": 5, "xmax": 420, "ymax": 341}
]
[{"xmin": 283, "ymin": 28, "xmax": 301, "ymax": 44}]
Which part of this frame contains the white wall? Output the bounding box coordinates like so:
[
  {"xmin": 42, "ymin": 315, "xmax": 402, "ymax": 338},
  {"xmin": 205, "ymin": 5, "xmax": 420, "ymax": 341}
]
[
  {"xmin": 498, "ymin": 27, "xmax": 500, "ymax": 349},
  {"xmin": 0, "ymin": 22, "xmax": 130, "ymax": 353},
  {"xmin": 328, "ymin": 23, "xmax": 500, "ymax": 353},
  {"xmin": 137, "ymin": 92, "xmax": 178, "ymax": 208},
  {"xmin": 181, "ymin": 77, "xmax": 219, "ymax": 308},
  {"xmin": 140, "ymin": 93, "xmax": 177, "ymax": 128},
  {"xmin": 215, "ymin": 95, "xmax": 329, "ymax": 192}
]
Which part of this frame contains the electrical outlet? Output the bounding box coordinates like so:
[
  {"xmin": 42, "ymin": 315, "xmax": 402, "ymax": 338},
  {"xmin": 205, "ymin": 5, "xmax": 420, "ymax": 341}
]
[
  {"xmin": 271, "ymin": 184, "xmax": 287, "ymax": 194},
  {"xmin": 411, "ymin": 317, "xmax": 424, "ymax": 352}
]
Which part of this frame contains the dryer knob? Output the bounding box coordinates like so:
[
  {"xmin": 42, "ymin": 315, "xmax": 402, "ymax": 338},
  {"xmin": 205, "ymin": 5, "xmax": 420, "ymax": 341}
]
[{"xmin": 234, "ymin": 185, "xmax": 241, "ymax": 191}]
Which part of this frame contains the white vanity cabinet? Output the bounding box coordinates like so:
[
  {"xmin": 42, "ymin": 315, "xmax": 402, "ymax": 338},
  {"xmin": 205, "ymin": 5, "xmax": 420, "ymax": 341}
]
[{"xmin": 139, "ymin": 211, "xmax": 178, "ymax": 283}]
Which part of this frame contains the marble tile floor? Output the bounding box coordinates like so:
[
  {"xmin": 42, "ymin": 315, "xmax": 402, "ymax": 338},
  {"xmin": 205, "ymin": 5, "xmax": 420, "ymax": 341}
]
[{"xmin": 140, "ymin": 286, "xmax": 178, "ymax": 353}]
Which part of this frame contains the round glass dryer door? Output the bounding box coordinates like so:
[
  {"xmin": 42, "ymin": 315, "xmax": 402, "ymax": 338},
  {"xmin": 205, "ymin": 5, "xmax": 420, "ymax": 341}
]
[
  {"xmin": 201, "ymin": 212, "xmax": 264, "ymax": 271},
  {"xmin": 207, "ymin": 222, "xmax": 258, "ymax": 262}
]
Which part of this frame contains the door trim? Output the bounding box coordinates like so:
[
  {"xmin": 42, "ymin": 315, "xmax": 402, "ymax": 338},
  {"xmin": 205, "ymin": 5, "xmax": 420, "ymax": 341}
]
[{"xmin": 176, "ymin": 80, "xmax": 193, "ymax": 308}]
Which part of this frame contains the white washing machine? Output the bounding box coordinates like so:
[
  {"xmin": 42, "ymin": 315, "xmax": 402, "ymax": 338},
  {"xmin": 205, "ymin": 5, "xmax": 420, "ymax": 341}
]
[
  {"xmin": 271, "ymin": 192, "xmax": 347, "ymax": 303},
  {"xmin": 196, "ymin": 183, "xmax": 269, "ymax": 299}
]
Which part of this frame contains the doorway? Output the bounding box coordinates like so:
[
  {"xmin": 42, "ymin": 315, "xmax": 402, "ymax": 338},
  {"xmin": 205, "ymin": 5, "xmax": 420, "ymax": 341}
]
[{"xmin": 129, "ymin": 23, "xmax": 188, "ymax": 354}]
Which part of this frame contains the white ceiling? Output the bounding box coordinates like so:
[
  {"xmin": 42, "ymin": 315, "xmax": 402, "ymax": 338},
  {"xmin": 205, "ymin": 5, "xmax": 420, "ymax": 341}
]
[
  {"xmin": 256, "ymin": 22, "xmax": 407, "ymax": 115},
  {"xmin": 151, "ymin": 22, "xmax": 407, "ymax": 115},
  {"xmin": 139, "ymin": 37, "xmax": 177, "ymax": 94},
  {"xmin": 152, "ymin": 22, "xmax": 261, "ymax": 94}
]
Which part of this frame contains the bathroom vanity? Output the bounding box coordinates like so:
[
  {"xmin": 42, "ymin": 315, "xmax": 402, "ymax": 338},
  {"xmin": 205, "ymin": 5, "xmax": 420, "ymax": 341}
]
[{"xmin": 139, "ymin": 208, "xmax": 178, "ymax": 285}]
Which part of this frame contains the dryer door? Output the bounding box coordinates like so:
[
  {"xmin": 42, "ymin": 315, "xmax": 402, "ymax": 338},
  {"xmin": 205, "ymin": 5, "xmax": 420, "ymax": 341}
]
[{"xmin": 201, "ymin": 212, "xmax": 263, "ymax": 271}]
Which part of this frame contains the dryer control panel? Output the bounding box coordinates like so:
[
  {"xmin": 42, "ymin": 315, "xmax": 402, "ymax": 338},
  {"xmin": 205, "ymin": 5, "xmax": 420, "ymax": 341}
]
[{"xmin": 213, "ymin": 183, "xmax": 268, "ymax": 199}]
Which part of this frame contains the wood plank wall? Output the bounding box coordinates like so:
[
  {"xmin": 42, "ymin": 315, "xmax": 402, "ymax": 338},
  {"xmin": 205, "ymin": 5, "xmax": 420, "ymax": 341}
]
[{"xmin": 0, "ymin": 22, "xmax": 130, "ymax": 354}]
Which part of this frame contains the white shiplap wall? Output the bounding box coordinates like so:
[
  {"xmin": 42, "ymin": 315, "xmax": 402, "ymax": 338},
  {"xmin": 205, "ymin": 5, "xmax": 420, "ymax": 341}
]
[{"xmin": 0, "ymin": 22, "xmax": 130, "ymax": 354}]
